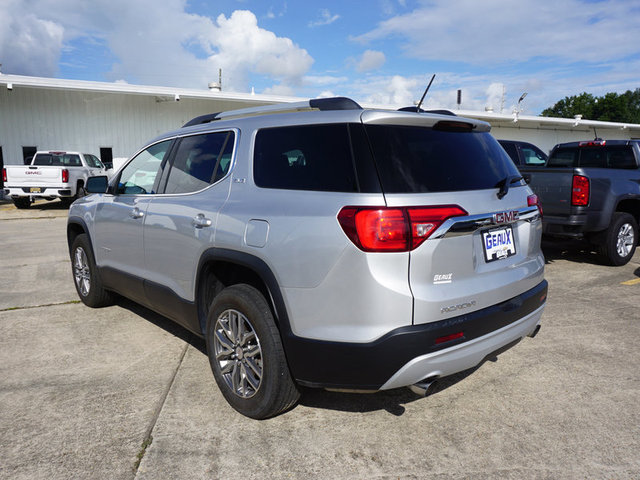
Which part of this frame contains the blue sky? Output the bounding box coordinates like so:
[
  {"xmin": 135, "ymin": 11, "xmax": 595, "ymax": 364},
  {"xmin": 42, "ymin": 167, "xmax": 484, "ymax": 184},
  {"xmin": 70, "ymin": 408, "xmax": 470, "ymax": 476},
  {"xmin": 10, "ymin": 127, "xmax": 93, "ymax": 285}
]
[{"xmin": 1, "ymin": 0, "xmax": 639, "ymax": 114}]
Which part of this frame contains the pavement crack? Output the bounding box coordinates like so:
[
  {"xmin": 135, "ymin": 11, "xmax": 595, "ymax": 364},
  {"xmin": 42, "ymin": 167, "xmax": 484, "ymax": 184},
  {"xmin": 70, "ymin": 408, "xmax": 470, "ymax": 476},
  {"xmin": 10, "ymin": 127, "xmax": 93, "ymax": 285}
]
[
  {"xmin": 0, "ymin": 300, "xmax": 81, "ymax": 312},
  {"xmin": 132, "ymin": 338, "xmax": 190, "ymax": 477}
]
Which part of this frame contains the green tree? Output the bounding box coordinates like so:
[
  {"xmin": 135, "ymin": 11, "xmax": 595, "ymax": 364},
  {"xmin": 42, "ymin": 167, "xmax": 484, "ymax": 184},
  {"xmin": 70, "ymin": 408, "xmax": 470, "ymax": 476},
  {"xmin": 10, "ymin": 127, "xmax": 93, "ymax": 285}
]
[{"xmin": 541, "ymin": 89, "xmax": 640, "ymax": 123}]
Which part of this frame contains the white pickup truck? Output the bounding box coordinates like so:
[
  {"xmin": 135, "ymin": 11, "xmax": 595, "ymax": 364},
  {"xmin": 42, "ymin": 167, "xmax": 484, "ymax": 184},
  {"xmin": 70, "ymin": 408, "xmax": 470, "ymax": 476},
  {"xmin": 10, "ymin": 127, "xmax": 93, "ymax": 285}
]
[{"xmin": 3, "ymin": 151, "xmax": 107, "ymax": 208}]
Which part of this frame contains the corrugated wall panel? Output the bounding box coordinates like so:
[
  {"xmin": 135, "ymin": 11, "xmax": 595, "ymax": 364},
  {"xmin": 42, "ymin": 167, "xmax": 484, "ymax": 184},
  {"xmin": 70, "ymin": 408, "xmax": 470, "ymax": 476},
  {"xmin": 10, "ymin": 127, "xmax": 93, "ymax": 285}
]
[{"xmin": 0, "ymin": 87, "xmax": 247, "ymax": 165}]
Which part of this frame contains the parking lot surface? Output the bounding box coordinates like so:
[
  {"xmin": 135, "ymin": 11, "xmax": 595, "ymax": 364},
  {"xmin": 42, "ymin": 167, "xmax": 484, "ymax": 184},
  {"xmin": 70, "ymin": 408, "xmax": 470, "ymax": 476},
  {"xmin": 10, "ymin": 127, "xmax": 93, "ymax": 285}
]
[{"xmin": 1, "ymin": 200, "xmax": 639, "ymax": 479}]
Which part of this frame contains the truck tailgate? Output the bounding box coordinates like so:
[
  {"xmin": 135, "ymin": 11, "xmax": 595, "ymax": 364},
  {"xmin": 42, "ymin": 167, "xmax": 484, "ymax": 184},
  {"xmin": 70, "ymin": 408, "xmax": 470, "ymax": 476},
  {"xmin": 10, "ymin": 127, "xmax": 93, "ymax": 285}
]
[
  {"xmin": 522, "ymin": 168, "xmax": 574, "ymax": 216},
  {"xmin": 5, "ymin": 166, "xmax": 62, "ymax": 186}
]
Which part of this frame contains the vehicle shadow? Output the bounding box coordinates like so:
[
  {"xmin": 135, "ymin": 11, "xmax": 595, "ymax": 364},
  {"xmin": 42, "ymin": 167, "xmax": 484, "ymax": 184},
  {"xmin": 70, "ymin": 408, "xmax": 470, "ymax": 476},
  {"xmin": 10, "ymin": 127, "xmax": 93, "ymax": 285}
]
[
  {"xmin": 541, "ymin": 238, "xmax": 606, "ymax": 266},
  {"xmin": 28, "ymin": 199, "xmax": 72, "ymax": 210},
  {"xmin": 297, "ymin": 367, "xmax": 480, "ymax": 417},
  {"xmin": 113, "ymin": 295, "xmax": 205, "ymax": 353}
]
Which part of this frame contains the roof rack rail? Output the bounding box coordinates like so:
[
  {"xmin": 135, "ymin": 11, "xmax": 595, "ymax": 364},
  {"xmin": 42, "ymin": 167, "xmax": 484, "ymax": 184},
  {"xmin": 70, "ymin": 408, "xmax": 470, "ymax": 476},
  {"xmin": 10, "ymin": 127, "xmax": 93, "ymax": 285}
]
[{"xmin": 182, "ymin": 96, "xmax": 362, "ymax": 128}]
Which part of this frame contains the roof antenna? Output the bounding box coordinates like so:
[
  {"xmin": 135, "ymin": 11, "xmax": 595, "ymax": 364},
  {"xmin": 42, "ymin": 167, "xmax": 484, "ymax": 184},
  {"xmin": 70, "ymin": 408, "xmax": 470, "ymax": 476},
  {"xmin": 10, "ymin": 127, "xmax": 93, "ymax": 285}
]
[
  {"xmin": 415, "ymin": 74, "xmax": 436, "ymax": 112},
  {"xmin": 593, "ymin": 127, "xmax": 600, "ymax": 141}
]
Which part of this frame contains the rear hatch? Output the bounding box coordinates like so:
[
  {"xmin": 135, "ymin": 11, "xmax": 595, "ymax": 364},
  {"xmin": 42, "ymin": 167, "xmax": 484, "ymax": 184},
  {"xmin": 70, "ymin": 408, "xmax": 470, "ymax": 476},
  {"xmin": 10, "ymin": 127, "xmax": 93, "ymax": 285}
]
[{"xmin": 360, "ymin": 111, "xmax": 545, "ymax": 325}]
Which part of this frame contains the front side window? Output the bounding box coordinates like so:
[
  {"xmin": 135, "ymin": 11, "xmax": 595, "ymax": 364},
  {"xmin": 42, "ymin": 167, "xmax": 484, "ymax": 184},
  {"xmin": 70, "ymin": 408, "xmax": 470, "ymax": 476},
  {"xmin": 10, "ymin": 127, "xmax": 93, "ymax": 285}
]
[
  {"xmin": 254, "ymin": 124, "xmax": 358, "ymax": 192},
  {"xmin": 117, "ymin": 140, "xmax": 172, "ymax": 195},
  {"xmin": 163, "ymin": 131, "xmax": 235, "ymax": 194},
  {"xmin": 521, "ymin": 146, "xmax": 547, "ymax": 166},
  {"xmin": 84, "ymin": 154, "xmax": 105, "ymax": 169}
]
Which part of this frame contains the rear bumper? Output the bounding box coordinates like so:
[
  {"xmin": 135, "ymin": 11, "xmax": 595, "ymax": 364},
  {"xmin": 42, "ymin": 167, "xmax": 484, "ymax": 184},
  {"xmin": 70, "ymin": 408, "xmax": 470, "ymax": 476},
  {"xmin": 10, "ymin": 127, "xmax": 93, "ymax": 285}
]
[
  {"xmin": 380, "ymin": 304, "xmax": 543, "ymax": 390},
  {"xmin": 542, "ymin": 211, "xmax": 606, "ymax": 237},
  {"xmin": 4, "ymin": 186, "xmax": 72, "ymax": 198},
  {"xmin": 285, "ymin": 280, "xmax": 547, "ymax": 390}
]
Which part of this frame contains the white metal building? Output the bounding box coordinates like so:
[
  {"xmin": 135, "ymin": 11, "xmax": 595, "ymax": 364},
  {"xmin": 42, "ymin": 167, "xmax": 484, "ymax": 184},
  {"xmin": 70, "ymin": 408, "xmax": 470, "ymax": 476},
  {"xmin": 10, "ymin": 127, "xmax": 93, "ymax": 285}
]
[{"xmin": 1, "ymin": 73, "xmax": 639, "ymax": 169}]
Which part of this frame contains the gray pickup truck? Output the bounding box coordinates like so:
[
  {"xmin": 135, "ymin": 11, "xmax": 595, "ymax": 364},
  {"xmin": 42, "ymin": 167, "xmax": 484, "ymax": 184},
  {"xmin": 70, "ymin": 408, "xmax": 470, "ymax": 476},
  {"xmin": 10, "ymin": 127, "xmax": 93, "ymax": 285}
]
[{"xmin": 520, "ymin": 139, "xmax": 640, "ymax": 265}]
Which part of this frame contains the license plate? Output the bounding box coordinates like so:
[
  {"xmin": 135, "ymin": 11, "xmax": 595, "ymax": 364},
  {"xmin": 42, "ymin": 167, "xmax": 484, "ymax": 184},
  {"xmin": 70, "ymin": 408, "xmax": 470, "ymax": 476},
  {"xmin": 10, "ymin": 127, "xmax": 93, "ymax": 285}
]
[
  {"xmin": 482, "ymin": 226, "xmax": 516, "ymax": 262},
  {"xmin": 30, "ymin": 187, "xmax": 41, "ymax": 193}
]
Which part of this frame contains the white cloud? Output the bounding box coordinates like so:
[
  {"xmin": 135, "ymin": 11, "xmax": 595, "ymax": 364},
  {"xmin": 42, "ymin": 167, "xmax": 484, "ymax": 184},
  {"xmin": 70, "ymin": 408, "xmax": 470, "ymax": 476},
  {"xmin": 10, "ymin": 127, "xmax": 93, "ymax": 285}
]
[
  {"xmin": 0, "ymin": 0, "xmax": 64, "ymax": 76},
  {"xmin": 485, "ymin": 83, "xmax": 506, "ymax": 112},
  {"xmin": 308, "ymin": 9, "xmax": 340, "ymax": 27},
  {"xmin": 304, "ymin": 75, "xmax": 349, "ymax": 86},
  {"xmin": 354, "ymin": 0, "xmax": 640, "ymax": 65},
  {"xmin": 206, "ymin": 11, "xmax": 313, "ymax": 90},
  {"xmin": 262, "ymin": 84, "xmax": 296, "ymax": 96},
  {"xmin": 356, "ymin": 50, "xmax": 386, "ymax": 72},
  {"xmin": 354, "ymin": 75, "xmax": 423, "ymax": 106},
  {"xmin": 0, "ymin": 2, "xmax": 313, "ymax": 93}
]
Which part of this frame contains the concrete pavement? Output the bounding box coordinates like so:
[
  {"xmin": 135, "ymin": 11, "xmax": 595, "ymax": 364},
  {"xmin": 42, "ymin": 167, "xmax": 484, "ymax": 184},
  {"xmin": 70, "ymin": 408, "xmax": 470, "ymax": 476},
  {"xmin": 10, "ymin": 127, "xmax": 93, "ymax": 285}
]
[{"xmin": 1, "ymin": 202, "xmax": 639, "ymax": 479}]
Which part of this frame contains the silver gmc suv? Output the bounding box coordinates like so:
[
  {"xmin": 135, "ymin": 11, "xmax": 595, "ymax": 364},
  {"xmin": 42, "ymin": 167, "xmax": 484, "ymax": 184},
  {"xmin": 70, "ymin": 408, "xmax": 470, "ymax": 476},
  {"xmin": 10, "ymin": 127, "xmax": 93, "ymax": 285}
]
[{"xmin": 67, "ymin": 97, "xmax": 547, "ymax": 419}]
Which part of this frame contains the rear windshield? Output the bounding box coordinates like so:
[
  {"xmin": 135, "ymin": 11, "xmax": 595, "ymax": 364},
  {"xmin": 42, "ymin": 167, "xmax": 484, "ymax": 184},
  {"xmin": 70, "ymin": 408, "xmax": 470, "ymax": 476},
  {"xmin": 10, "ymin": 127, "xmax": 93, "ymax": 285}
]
[
  {"xmin": 548, "ymin": 146, "xmax": 637, "ymax": 169},
  {"xmin": 365, "ymin": 125, "xmax": 521, "ymax": 193},
  {"xmin": 32, "ymin": 154, "xmax": 81, "ymax": 167}
]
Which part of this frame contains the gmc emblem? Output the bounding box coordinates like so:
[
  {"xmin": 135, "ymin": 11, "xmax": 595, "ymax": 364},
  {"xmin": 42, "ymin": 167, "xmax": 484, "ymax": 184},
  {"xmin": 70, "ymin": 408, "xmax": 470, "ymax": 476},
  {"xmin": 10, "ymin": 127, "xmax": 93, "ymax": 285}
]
[{"xmin": 493, "ymin": 210, "xmax": 519, "ymax": 224}]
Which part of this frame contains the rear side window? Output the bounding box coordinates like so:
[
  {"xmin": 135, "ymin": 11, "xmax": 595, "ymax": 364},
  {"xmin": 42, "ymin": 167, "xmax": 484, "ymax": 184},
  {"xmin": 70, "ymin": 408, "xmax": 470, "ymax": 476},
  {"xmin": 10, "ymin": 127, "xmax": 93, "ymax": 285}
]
[
  {"xmin": 164, "ymin": 131, "xmax": 234, "ymax": 194},
  {"xmin": 547, "ymin": 149, "xmax": 575, "ymax": 167},
  {"xmin": 365, "ymin": 125, "xmax": 521, "ymax": 193},
  {"xmin": 254, "ymin": 124, "xmax": 358, "ymax": 192},
  {"xmin": 549, "ymin": 146, "xmax": 637, "ymax": 169}
]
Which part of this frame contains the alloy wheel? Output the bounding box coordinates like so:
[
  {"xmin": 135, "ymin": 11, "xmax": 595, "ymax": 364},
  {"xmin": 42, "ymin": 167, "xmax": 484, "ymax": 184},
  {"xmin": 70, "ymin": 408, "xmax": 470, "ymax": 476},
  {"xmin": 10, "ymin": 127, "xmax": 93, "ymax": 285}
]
[
  {"xmin": 616, "ymin": 223, "xmax": 635, "ymax": 258},
  {"xmin": 73, "ymin": 247, "xmax": 91, "ymax": 297},
  {"xmin": 213, "ymin": 309, "xmax": 263, "ymax": 398}
]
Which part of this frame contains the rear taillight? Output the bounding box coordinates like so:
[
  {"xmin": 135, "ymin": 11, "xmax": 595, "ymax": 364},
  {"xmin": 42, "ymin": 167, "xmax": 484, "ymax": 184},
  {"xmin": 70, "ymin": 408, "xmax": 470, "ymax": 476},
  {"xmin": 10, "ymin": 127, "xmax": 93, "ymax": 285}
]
[
  {"xmin": 337, "ymin": 205, "xmax": 467, "ymax": 252},
  {"xmin": 2, "ymin": 168, "xmax": 6, "ymax": 183},
  {"xmin": 528, "ymin": 194, "xmax": 543, "ymax": 217},
  {"xmin": 62, "ymin": 168, "xmax": 69, "ymax": 183},
  {"xmin": 571, "ymin": 175, "xmax": 589, "ymax": 206}
]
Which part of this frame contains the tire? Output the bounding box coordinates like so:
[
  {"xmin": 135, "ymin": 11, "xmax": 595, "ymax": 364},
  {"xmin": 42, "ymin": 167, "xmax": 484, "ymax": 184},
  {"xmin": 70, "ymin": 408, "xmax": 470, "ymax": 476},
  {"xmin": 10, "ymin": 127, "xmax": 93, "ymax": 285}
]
[
  {"xmin": 75, "ymin": 183, "xmax": 86, "ymax": 200},
  {"xmin": 599, "ymin": 212, "xmax": 638, "ymax": 266},
  {"xmin": 205, "ymin": 284, "xmax": 300, "ymax": 419},
  {"xmin": 70, "ymin": 234, "xmax": 113, "ymax": 307},
  {"xmin": 13, "ymin": 197, "xmax": 30, "ymax": 209}
]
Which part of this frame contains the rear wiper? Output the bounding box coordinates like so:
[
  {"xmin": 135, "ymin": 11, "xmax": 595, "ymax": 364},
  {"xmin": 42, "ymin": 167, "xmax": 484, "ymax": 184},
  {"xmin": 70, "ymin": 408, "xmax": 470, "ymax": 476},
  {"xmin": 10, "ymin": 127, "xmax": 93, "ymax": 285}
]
[{"xmin": 496, "ymin": 175, "xmax": 523, "ymax": 199}]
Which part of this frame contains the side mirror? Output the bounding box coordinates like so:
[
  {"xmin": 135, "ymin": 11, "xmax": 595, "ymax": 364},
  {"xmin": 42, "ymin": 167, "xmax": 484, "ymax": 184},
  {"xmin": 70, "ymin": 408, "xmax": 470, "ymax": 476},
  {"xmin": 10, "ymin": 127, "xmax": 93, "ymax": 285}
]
[{"xmin": 86, "ymin": 175, "xmax": 109, "ymax": 194}]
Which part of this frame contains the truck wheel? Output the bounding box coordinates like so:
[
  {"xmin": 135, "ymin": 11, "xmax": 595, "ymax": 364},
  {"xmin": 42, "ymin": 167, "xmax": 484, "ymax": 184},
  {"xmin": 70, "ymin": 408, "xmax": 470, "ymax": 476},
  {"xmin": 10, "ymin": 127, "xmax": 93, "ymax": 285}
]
[
  {"xmin": 600, "ymin": 212, "xmax": 638, "ymax": 266},
  {"xmin": 13, "ymin": 197, "xmax": 30, "ymax": 209},
  {"xmin": 72, "ymin": 182, "xmax": 87, "ymax": 202},
  {"xmin": 71, "ymin": 234, "xmax": 113, "ymax": 307},
  {"xmin": 205, "ymin": 284, "xmax": 300, "ymax": 419}
]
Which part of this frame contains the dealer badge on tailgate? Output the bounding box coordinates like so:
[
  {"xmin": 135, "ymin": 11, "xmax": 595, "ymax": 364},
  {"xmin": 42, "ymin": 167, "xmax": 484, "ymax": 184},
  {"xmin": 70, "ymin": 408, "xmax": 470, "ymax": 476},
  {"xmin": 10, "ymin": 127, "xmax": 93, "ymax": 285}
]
[{"xmin": 482, "ymin": 227, "xmax": 516, "ymax": 262}]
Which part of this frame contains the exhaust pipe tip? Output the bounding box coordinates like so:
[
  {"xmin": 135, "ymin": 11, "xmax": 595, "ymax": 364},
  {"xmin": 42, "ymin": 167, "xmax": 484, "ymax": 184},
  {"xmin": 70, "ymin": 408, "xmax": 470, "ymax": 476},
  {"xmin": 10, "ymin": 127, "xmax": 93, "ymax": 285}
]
[
  {"xmin": 528, "ymin": 324, "xmax": 541, "ymax": 338},
  {"xmin": 408, "ymin": 377, "xmax": 438, "ymax": 397}
]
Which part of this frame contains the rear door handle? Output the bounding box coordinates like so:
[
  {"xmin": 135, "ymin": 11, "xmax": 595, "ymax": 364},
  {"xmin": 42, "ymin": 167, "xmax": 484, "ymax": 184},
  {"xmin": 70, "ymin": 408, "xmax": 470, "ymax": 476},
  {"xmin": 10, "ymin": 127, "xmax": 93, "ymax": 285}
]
[
  {"xmin": 129, "ymin": 207, "xmax": 144, "ymax": 219},
  {"xmin": 193, "ymin": 213, "xmax": 212, "ymax": 228}
]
